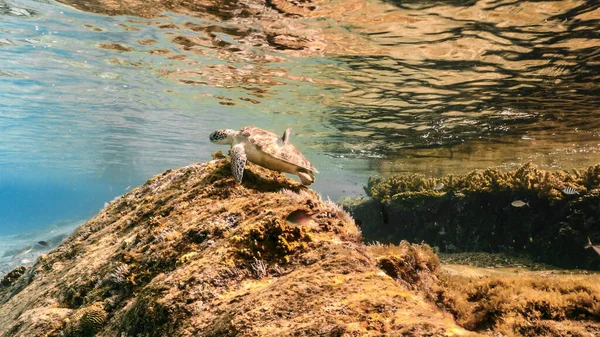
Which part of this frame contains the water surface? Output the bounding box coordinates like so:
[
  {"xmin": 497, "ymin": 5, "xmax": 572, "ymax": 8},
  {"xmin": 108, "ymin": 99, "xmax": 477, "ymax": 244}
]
[{"xmin": 1, "ymin": 0, "xmax": 599, "ymax": 273}]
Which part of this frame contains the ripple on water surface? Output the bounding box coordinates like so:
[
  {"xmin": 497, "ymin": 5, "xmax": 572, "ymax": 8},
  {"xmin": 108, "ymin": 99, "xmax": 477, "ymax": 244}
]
[
  {"xmin": 46, "ymin": 0, "xmax": 600, "ymax": 174},
  {"xmin": 1, "ymin": 0, "xmax": 599, "ymax": 237}
]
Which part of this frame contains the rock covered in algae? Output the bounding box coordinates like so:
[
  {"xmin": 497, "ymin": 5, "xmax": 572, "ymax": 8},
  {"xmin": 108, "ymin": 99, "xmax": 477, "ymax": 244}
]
[
  {"xmin": 347, "ymin": 162, "xmax": 600, "ymax": 270},
  {"xmin": 0, "ymin": 266, "xmax": 27, "ymax": 288},
  {"xmin": 0, "ymin": 159, "xmax": 480, "ymax": 337},
  {"xmin": 433, "ymin": 266, "xmax": 600, "ymax": 336}
]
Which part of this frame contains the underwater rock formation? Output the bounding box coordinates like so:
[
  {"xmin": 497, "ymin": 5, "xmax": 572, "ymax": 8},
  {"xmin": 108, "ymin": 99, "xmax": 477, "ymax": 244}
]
[
  {"xmin": 0, "ymin": 159, "xmax": 479, "ymax": 337},
  {"xmin": 345, "ymin": 162, "xmax": 600, "ymax": 270},
  {"xmin": 0, "ymin": 267, "xmax": 26, "ymax": 288},
  {"xmin": 433, "ymin": 268, "xmax": 600, "ymax": 336}
]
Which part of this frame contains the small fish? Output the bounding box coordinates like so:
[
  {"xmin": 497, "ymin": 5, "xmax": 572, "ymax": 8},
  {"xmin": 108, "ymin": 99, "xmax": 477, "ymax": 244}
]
[
  {"xmin": 12, "ymin": 247, "xmax": 32, "ymax": 260},
  {"xmin": 433, "ymin": 183, "xmax": 444, "ymax": 191},
  {"xmin": 511, "ymin": 200, "xmax": 530, "ymax": 208},
  {"xmin": 584, "ymin": 236, "xmax": 600, "ymax": 255},
  {"xmin": 562, "ymin": 186, "xmax": 579, "ymax": 195},
  {"xmin": 125, "ymin": 185, "xmax": 131, "ymax": 191},
  {"xmin": 9, "ymin": 7, "xmax": 31, "ymax": 17},
  {"xmin": 37, "ymin": 241, "xmax": 49, "ymax": 247},
  {"xmin": 585, "ymin": 236, "xmax": 593, "ymax": 249},
  {"xmin": 286, "ymin": 210, "xmax": 313, "ymax": 226}
]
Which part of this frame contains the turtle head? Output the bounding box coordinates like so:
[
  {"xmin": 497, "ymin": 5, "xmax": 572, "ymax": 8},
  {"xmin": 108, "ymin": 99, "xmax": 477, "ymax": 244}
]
[{"xmin": 209, "ymin": 129, "xmax": 237, "ymax": 145}]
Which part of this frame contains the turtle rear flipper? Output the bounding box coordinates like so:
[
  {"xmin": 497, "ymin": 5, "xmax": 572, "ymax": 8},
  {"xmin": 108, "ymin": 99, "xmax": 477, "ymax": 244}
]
[
  {"xmin": 297, "ymin": 170, "xmax": 315, "ymax": 186},
  {"xmin": 212, "ymin": 126, "xmax": 317, "ymax": 185}
]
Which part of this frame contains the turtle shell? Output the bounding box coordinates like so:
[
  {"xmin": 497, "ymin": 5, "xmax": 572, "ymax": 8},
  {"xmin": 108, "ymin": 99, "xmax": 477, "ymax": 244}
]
[{"xmin": 240, "ymin": 126, "xmax": 319, "ymax": 173}]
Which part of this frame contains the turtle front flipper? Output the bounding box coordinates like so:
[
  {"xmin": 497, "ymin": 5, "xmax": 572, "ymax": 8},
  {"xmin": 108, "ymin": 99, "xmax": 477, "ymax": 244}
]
[{"xmin": 230, "ymin": 143, "xmax": 247, "ymax": 184}]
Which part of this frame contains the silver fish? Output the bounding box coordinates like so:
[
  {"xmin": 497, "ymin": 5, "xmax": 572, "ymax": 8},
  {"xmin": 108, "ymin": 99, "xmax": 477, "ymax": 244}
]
[
  {"xmin": 584, "ymin": 237, "xmax": 600, "ymax": 256},
  {"xmin": 12, "ymin": 247, "xmax": 32, "ymax": 260},
  {"xmin": 585, "ymin": 236, "xmax": 593, "ymax": 249},
  {"xmin": 562, "ymin": 186, "xmax": 579, "ymax": 195},
  {"xmin": 9, "ymin": 8, "xmax": 31, "ymax": 17},
  {"xmin": 433, "ymin": 183, "xmax": 444, "ymax": 191},
  {"xmin": 511, "ymin": 200, "xmax": 530, "ymax": 208}
]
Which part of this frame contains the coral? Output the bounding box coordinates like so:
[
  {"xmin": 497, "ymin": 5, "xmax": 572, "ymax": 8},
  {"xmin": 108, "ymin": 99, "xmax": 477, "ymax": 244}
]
[
  {"xmin": 279, "ymin": 188, "xmax": 312, "ymax": 204},
  {"xmin": 433, "ymin": 271, "xmax": 600, "ymax": 336},
  {"xmin": 106, "ymin": 263, "xmax": 131, "ymax": 286},
  {"xmin": 249, "ymin": 257, "xmax": 269, "ymax": 279},
  {"xmin": 61, "ymin": 278, "xmax": 98, "ymax": 309},
  {"xmin": 79, "ymin": 304, "xmax": 107, "ymax": 335},
  {"xmin": 351, "ymin": 162, "xmax": 600, "ymax": 269},
  {"xmin": 234, "ymin": 213, "xmax": 312, "ymax": 263},
  {"xmin": 224, "ymin": 212, "xmax": 243, "ymax": 227},
  {"xmin": 121, "ymin": 293, "xmax": 178, "ymax": 337},
  {"xmin": 64, "ymin": 302, "xmax": 108, "ymax": 337},
  {"xmin": 324, "ymin": 198, "xmax": 355, "ymax": 225},
  {"xmin": 365, "ymin": 162, "xmax": 591, "ymax": 203},
  {"xmin": 177, "ymin": 252, "xmax": 198, "ymax": 265},
  {"xmin": 369, "ymin": 241, "xmax": 440, "ymax": 295}
]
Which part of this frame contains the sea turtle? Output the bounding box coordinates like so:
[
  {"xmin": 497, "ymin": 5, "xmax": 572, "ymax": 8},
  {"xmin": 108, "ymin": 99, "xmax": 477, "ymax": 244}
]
[{"xmin": 209, "ymin": 126, "xmax": 319, "ymax": 185}]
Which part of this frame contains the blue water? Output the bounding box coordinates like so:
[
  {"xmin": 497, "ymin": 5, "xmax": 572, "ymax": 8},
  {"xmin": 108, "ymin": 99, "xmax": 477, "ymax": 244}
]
[
  {"xmin": 1, "ymin": 2, "xmax": 184, "ymax": 235},
  {"xmin": 0, "ymin": 0, "xmax": 367, "ymax": 254},
  {"xmin": 1, "ymin": 0, "xmax": 599, "ymax": 274}
]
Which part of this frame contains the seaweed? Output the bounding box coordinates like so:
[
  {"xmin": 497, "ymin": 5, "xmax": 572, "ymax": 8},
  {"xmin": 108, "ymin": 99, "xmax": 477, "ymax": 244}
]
[{"xmin": 349, "ymin": 162, "xmax": 600, "ymax": 269}]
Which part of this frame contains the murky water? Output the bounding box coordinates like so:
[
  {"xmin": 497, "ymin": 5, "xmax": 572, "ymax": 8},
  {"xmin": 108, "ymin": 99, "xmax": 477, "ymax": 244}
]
[{"xmin": 0, "ymin": 0, "xmax": 598, "ymax": 271}]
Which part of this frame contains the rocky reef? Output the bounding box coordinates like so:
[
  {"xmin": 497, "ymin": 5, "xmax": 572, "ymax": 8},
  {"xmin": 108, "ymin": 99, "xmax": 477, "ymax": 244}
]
[
  {"xmin": 1, "ymin": 160, "xmax": 599, "ymax": 336},
  {"xmin": 0, "ymin": 159, "xmax": 478, "ymax": 337},
  {"xmin": 345, "ymin": 162, "xmax": 600, "ymax": 270},
  {"xmin": 434, "ymin": 267, "xmax": 600, "ymax": 336}
]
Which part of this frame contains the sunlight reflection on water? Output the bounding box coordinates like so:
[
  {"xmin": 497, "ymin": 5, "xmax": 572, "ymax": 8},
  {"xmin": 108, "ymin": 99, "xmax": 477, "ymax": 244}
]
[{"xmin": 0, "ymin": 0, "xmax": 599, "ymax": 239}]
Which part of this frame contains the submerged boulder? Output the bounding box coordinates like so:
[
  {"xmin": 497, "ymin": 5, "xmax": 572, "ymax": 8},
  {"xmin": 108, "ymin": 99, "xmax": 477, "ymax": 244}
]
[
  {"xmin": 0, "ymin": 159, "xmax": 477, "ymax": 337},
  {"xmin": 346, "ymin": 162, "xmax": 600, "ymax": 270}
]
